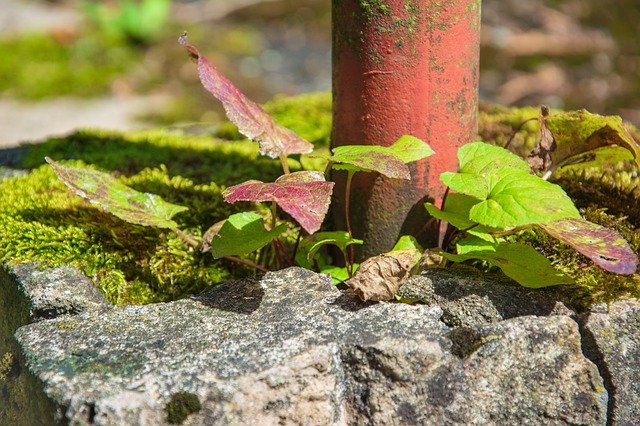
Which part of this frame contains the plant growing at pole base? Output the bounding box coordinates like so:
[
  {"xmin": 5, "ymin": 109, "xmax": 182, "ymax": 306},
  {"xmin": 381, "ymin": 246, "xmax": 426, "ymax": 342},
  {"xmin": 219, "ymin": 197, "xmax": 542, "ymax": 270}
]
[{"xmin": 46, "ymin": 36, "xmax": 639, "ymax": 302}]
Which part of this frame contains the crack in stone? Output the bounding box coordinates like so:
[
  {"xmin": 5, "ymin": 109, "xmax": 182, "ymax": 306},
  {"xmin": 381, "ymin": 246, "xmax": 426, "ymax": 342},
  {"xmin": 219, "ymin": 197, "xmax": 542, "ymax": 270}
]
[{"xmin": 577, "ymin": 314, "xmax": 615, "ymax": 426}]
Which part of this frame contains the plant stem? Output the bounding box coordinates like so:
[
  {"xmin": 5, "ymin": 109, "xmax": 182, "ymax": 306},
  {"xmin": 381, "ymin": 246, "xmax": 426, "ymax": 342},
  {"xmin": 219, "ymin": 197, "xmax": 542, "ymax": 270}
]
[
  {"xmin": 345, "ymin": 170, "xmax": 355, "ymax": 276},
  {"xmin": 437, "ymin": 187, "xmax": 451, "ymax": 248},
  {"xmin": 224, "ymin": 256, "xmax": 270, "ymax": 273},
  {"xmin": 279, "ymin": 154, "xmax": 290, "ymax": 174},
  {"xmin": 292, "ymin": 229, "xmax": 303, "ymax": 262},
  {"xmin": 270, "ymin": 201, "xmax": 283, "ymax": 269},
  {"xmin": 323, "ymin": 160, "xmax": 334, "ymax": 181},
  {"xmin": 504, "ymin": 117, "xmax": 537, "ymax": 150},
  {"xmin": 172, "ymin": 228, "xmax": 199, "ymax": 248}
]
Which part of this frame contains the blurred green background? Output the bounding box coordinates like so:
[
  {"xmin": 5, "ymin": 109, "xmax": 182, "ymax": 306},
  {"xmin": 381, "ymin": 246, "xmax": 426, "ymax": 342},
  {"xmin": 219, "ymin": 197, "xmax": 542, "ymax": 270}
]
[{"xmin": 0, "ymin": 0, "xmax": 638, "ymax": 146}]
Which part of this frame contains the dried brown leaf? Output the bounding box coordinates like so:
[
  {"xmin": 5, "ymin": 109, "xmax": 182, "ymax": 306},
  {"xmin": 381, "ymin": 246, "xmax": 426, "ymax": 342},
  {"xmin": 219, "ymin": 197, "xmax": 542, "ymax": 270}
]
[
  {"xmin": 527, "ymin": 106, "xmax": 556, "ymax": 172},
  {"xmin": 347, "ymin": 250, "xmax": 421, "ymax": 302}
]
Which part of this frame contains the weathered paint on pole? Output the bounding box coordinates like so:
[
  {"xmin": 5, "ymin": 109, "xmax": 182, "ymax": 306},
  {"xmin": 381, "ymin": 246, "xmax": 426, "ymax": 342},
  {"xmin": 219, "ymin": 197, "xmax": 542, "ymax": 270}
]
[{"xmin": 331, "ymin": 0, "xmax": 480, "ymax": 257}]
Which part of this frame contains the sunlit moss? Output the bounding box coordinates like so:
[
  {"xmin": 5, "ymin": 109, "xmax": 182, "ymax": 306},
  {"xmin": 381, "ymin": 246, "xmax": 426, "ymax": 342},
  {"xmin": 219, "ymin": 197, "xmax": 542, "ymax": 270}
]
[
  {"xmin": 3, "ymin": 94, "xmax": 640, "ymax": 306},
  {"xmin": 0, "ymin": 123, "xmax": 291, "ymax": 304}
]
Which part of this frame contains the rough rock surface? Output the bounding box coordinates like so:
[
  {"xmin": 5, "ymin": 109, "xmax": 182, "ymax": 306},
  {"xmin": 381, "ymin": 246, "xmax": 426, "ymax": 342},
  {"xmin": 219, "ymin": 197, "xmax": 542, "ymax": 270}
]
[
  {"xmin": 13, "ymin": 267, "xmax": 610, "ymax": 425},
  {"xmin": 397, "ymin": 267, "xmax": 578, "ymax": 327},
  {"xmin": 7, "ymin": 263, "xmax": 109, "ymax": 321},
  {"xmin": 581, "ymin": 300, "xmax": 640, "ymax": 425}
]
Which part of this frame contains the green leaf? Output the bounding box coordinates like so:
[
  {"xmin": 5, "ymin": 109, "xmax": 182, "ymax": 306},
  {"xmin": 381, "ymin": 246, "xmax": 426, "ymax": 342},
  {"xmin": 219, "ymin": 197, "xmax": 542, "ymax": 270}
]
[
  {"xmin": 425, "ymin": 194, "xmax": 497, "ymax": 241},
  {"xmin": 46, "ymin": 158, "xmax": 187, "ymax": 229},
  {"xmin": 295, "ymin": 231, "xmax": 363, "ymax": 269},
  {"xmin": 545, "ymin": 110, "xmax": 640, "ymax": 170},
  {"xmin": 392, "ymin": 235, "xmax": 423, "ymax": 252},
  {"xmin": 440, "ymin": 143, "xmax": 580, "ymax": 229},
  {"xmin": 455, "ymin": 142, "xmax": 531, "ymax": 175},
  {"xmin": 440, "ymin": 142, "xmax": 531, "ymax": 199},
  {"xmin": 329, "ymin": 135, "xmax": 433, "ymax": 179},
  {"xmin": 444, "ymin": 237, "xmax": 574, "ymax": 288},
  {"xmin": 386, "ymin": 135, "xmax": 434, "ymax": 163},
  {"xmin": 468, "ymin": 171, "xmax": 580, "ymax": 229},
  {"xmin": 207, "ymin": 212, "xmax": 287, "ymax": 259},
  {"xmin": 320, "ymin": 265, "xmax": 357, "ymax": 285}
]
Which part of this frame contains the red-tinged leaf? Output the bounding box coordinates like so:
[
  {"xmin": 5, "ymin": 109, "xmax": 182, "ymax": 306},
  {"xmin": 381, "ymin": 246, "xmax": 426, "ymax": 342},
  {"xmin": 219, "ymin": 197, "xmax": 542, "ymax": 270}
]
[
  {"xmin": 223, "ymin": 171, "xmax": 333, "ymax": 234},
  {"xmin": 539, "ymin": 218, "xmax": 638, "ymax": 275},
  {"xmin": 47, "ymin": 158, "xmax": 187, "ymax": 229},
  {"xmin": 179, "ymin": 34, "xmax": 313, "ymax": 159},
  {"xmin": 542, "ymin": 109, "xmax": 640, "ymax": 172},
  {"xmin": 331, "ymin": 150, "xmax": 409, "ymax": 179}
]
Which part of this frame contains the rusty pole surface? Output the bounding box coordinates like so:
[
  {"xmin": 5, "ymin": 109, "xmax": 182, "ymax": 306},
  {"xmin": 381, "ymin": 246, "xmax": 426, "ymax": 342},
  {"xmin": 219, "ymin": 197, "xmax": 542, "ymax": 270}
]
[{"xmin": 331, "ymin": 0, "xmax": 480, "ymax": 257}]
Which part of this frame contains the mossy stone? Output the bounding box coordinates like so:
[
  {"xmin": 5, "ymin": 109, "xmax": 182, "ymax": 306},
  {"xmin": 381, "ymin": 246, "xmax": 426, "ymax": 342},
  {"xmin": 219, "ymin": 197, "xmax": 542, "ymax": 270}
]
[{"xmin": 165, "ymin": 392, "xmax": 202, "ymax": 424}]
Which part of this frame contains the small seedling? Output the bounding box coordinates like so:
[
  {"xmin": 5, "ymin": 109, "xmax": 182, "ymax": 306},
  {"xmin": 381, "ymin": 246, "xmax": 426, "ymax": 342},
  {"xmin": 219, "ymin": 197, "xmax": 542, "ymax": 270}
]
[{"xmin": 46, "ymin": 35, "xmax": 639, "ymax": 303}]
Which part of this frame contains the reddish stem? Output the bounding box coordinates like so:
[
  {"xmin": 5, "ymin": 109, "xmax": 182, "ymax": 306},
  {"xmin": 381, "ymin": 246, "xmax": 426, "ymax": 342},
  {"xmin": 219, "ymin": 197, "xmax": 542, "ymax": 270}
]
[{"xmin": 345, "ymin": 171, "xmax": 355, "ymax": 276}]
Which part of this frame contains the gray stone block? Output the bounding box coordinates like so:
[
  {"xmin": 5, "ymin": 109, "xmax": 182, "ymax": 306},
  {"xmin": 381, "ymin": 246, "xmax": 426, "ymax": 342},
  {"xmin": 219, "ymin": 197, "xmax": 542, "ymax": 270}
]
[
  {"xmin": 581, "ymin": 300, "xmax": 640, "ymax": 425},
  {"xmin": 11, "ymin": 266, "xmax": 611, "ymax": 425}
]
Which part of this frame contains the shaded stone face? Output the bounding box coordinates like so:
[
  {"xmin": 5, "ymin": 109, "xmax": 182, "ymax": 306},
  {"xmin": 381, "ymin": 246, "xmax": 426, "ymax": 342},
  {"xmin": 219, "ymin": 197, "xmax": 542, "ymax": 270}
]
[
  {"xmin": 7, "ymin": 266, "xmax": 623, "ymax": 425},
  {"xmin": 581, "ymin": 301, "xmax": 640, "ymax": 425}
]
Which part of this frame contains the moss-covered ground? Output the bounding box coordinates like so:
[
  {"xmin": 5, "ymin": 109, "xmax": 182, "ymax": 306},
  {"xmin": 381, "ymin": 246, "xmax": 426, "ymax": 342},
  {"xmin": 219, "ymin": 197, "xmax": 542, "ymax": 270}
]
[
  {"xmin": 0, "ymin": 93, "xmax": 331, "ymax": 305},
  {"xmin": 1, "ymin": 92, "xmax": 639, "ymax": 307}
]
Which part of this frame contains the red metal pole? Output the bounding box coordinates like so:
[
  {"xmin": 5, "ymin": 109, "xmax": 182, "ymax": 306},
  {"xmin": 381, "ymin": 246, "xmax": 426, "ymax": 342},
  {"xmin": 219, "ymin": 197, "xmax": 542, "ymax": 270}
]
[{"xmin": 332, "ymin": 0, "xmax": 480, "ymax": 257}]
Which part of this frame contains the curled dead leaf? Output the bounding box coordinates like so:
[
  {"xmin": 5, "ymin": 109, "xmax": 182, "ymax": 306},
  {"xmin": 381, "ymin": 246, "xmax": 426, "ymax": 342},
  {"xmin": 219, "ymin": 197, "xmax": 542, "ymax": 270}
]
[
  {"xmin": 347, "ymin": 250, "xmax": 421, "ymax": 302},
  {"xmin": 527, "ymin": 106, "xmax": 556, "ymax": 173}
]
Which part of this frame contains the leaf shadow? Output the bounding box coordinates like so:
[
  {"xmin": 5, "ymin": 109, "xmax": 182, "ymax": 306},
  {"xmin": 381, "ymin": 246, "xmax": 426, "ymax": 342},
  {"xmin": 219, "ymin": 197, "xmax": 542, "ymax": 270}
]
[
  {"xmin": 1, "ymin": 130, "xmax": 283, "ymax": 186},
  {"xmin": 191, "ymin": 276, "xmax": 265, "ymax": 315}
]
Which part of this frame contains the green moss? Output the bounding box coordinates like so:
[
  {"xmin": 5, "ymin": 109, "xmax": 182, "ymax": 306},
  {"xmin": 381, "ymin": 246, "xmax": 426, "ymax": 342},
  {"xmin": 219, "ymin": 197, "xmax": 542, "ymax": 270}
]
[
  {"xmin": 165, "ymin": 392, "xmax": 202, "ymax": 424},
  {"xmin": 0, "ymin": 32, "xmax": 141, "ymax": 99},
  {"xmin": 359, "ymin": 0, "xmax": 393, "ymax": 21},
  {"xmin": 0, "ymin": 92, "xmax": 334, "ymax": 306},
  {"xmin": 2, "ymin": 127, "xmax": 295, "ymax": 305},
  {"xmin": 4, "ymin": 92, "xmax": 640, "ymax": 307},
  {"xmin": 0, "ymin": 352, "xmax": 14, "ymax": 383}
]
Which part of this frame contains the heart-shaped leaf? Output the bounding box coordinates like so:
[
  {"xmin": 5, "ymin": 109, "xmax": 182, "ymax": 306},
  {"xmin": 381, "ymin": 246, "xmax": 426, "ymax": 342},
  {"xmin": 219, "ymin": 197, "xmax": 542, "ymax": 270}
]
[
  {"xmin": 47, "ymin": 158, "xmax": 187, "ymax": 229},
  {"xmin": 467, "ymin": 171, "xmax": 580, "ymax": 229},
  {"xmin": 295, "ymin": 231, "xmax": 363, "ymax": 269},
  {"xmin": 329, "ymin": 135, "xmax": 433, "ymax": 179},
  {"xmin": 440, "ymin": 142, "xmax": 580, "ymax": 229},
  {"xmin": 444, "ymin": 237, "xmax": 575, "ymax": 288},
  {"xmin": 539, "ymin": 218, "xmax": 638, "ymax": 275},
  {"xmin": 180, "ymin": 34, "xmax": 313, "ymax": 159},
  {"xmin": 204, "ymin": 212, "xmax": 287, "ymax": 259},
  {"xmin": 223, "ymin": 171, "xmax": 334, "ymax": 234}
]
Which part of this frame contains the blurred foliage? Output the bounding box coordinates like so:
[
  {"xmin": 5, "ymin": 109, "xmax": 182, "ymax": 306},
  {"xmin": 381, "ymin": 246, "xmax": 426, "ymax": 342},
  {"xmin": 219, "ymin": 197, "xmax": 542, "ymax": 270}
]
[
  {"xmin": 0, "ymin": 32, "xmax": 141, "ymax": 99},
  {"xmin": 84, "ymin": 0, "xmax": 171, "ymax": 45}
]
